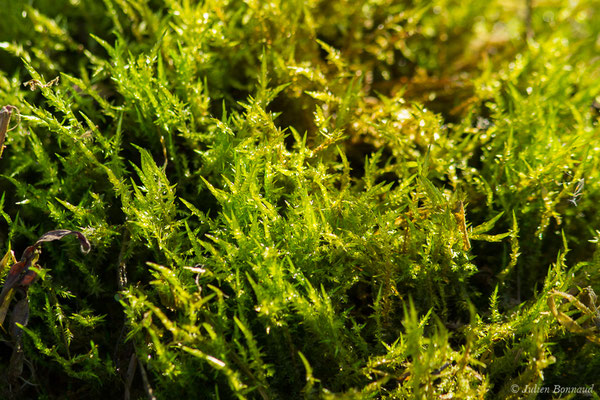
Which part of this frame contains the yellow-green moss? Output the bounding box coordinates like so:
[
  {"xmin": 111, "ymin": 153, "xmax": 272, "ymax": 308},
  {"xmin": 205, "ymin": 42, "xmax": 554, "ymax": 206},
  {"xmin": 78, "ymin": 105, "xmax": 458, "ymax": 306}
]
[{"xmin": 1, "ymin": 0, "xmax": 600, "ymax": 398}]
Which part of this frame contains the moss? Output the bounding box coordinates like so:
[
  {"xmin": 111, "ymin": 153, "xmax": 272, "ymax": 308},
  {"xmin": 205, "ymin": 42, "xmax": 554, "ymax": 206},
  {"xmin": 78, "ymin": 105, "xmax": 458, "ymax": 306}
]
[{"xmin": 1, "ymin": 0, "xmax": 600, "ymax": 398}]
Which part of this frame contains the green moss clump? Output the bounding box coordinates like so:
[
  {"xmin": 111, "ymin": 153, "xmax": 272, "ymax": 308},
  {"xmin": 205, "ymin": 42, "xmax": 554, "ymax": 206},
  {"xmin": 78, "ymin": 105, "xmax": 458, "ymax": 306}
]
[{"xmin": 1, "ymin": 1, "xmax": 600, "ymax": 399}]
